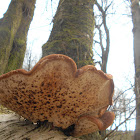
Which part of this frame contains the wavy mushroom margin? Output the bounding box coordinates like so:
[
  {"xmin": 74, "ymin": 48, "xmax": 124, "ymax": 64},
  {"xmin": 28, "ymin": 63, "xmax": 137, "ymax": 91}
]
[{"xmin": 0, "ymin": 54, "xmax": 114, "ymax": 105}]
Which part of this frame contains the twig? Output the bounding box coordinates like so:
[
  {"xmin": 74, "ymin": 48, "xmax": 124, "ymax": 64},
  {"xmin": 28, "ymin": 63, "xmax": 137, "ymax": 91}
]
[
  {"xmin": 102, "ymin": 106, "xmax": 136, "ymax": 140},
  {"xmin": 114, "ymin": 85, "xmax": 134, "ymax": 102}
]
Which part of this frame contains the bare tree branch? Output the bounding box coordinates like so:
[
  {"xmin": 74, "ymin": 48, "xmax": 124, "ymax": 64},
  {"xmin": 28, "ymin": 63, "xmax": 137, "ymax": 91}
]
[
  {"xmin": 114, "ymin": 85, "xmax": 134, "ymax": 102},
  {"xmin": 94, "ymin": 0, "xmax": 111, "ymax": 72},
  {"xmin": 103, "ymin": 107, "xmax": 136, "ymax": 140}
]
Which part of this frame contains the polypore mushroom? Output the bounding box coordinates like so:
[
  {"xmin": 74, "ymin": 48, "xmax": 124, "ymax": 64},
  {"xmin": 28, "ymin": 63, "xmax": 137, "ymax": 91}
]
[{"xmin": 0, "ymin": 54, "xmax": 115, "ymax": 137}]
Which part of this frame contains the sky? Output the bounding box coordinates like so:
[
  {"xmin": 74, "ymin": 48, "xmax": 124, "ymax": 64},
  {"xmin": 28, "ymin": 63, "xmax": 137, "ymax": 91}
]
[{"xmin": 0, "ymin": 0, "xmax": 135, "ymax": 130}]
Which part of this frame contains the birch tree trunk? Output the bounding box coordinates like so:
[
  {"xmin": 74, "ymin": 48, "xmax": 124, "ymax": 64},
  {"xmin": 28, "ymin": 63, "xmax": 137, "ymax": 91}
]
[{"xmin": 131, "ymin": 0, "xmax": 140, "ymax": 140}]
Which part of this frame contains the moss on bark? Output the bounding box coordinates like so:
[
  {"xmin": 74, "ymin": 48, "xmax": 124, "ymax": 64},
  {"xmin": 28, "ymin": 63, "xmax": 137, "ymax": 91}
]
[
  {"xmin": 0, "ymin": 0, "xmax": 36, "ymax": 75},
  {"xmin": 4, "ymin": 0, "xmax": 36, "ymax": 73},
  {"xmin": 0, "ymin": 0, "xmax": 22, "ymax": 74},
  {"xmin": 42, "ymin": 0, "xmax": 95, "ymax": 68}
]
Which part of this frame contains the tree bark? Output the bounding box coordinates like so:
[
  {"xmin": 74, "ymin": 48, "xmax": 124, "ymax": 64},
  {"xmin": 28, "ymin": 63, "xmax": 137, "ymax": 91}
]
[
  {"xmin": 131, "ymin": 0, "xmax": 140, "ymax": 140},
  {"xmin": 0, "ymin": 113, "xmax": 81, "ymax": 140},
  {"xmin": 0, "ymin": 0, "xmax": 36, "ymax": 75},
  {"xmin": 42, "ymin": 0, "xmax": 94, "ymax": 68}
]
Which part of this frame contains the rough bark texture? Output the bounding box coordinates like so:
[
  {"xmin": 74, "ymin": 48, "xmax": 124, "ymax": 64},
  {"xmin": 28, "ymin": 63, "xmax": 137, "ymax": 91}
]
[
  {"xmin": 0, "ymin": 113, "xmax": 102, "ymax": 140},
  {"xmin": 0, "ymin": 0, "xmax": 36, "ymax": 75},
  {"xmin": 131, "ymin": 0, "xmax": 140, "ymax": 140},
  {"xmin": 0, "ymin": 113, "xmax": 81, "ymax": 140},
  {"xmin": 42, "ymin": 0, "xmax": 94, "ymax": 68}
]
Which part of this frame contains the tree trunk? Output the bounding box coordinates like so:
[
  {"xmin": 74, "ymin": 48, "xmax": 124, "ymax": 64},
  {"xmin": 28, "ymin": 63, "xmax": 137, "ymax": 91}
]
[
  {"xmin": 0, "ymin": 0, "xmax": 36, "ymax": 75},
  {"xmin": 0, "ymin": 113, "xmax": 81, "ymax": 140},
  {"xmin": 42, "ymin": 0, "xmax": 102, "ymax": 139},
  {"xmin": 42, "ymin": 0, "xmax": 94, "ymax": 68},
  {"xmin": 131, "ymin": 0, "xmax": 140, "ymax": 140}
]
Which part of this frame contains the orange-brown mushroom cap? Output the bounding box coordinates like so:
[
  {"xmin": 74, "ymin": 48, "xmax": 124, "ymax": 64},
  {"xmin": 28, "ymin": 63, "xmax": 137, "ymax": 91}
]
[{"xmin": 0, "ymin": 54, "xmax": 114, "ymax": 136}]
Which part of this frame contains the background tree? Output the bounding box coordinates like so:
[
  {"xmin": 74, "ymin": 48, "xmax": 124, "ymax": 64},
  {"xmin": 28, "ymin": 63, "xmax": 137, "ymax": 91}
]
[
  {"xmin": 93, "ymin": 0, "xmax": 136, "ymax": 139},
  {"xmin": 105, "ymin": 86, "xmax": 135, "ymax": 139},
  {"xmin": 93, "ymin": 0, "xmax": 113, "ymax": 137},
  {"xmin": 0, "ymin": 0, "xmax": 36, "ymax": 75},
  {"xmin": 94, "ymin": 0, "xmax": 112, "ymax": 73},
  {"xmin": 130, "ymin": 0, "xmax": 140, "ymax": 139},
  {"xmin": 23, "ymin": 43, "xmax": 38, "ymax": 71}
]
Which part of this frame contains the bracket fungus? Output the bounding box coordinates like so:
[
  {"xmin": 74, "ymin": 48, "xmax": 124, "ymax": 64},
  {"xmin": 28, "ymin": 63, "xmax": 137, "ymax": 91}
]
[{"xmin": 0, "ymin": 54, "xmax": 115, "ymax": 137}]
